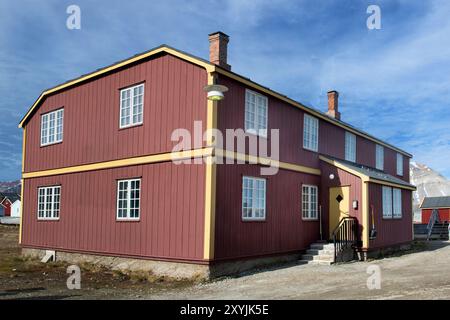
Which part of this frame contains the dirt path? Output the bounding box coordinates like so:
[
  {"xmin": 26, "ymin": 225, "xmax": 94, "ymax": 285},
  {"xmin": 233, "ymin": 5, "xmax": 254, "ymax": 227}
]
[{"xmin": 1, "ymin": 225, "xmax": 449, "ymax": 299}]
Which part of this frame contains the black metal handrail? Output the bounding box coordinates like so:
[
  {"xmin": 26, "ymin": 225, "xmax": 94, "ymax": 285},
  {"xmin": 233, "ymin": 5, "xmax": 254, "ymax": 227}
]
[{"xmin": 332, "ymin": 217, "xmax": 359, "ymax": 262}]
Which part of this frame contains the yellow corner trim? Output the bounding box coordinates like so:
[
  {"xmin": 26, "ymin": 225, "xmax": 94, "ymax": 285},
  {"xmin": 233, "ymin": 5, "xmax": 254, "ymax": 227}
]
[
  {"xmin": 216, "ymin": 149, "xmax": 321, "ymax": 176},
  {"xmin": 362, "ymin": 181, "xmax": 370, "ymax": 249},
  {"xmin": 368, "ymin": 178, "xmax": 416, "ymax": 191},
  {"xmin": 22, "ymin": 148, "xmax": 213, "ymax": 179},
  {"xmin": 203, "ymin": 72, "xmax": 217, "ymax": 260},
  {"xmin": 19, "ymin": 46, "xmax": 215, "ymax": 128},
  {"xmin": 216, "ymin": 68, "xmax": 411, "ymax": 158}
]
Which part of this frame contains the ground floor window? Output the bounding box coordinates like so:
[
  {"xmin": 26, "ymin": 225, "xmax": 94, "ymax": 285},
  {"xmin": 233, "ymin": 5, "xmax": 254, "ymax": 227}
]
[
  {"xmin": 37, "ymin": 186, "xmax": 61, "ymax": 220},
  {"xmin": 382, "ymin": 186, "xmax": 402, "ymax": 219},
  {"xmin": 302, "ymin": 185, "xmax": 318, "ymax": 220},
  {"xmin": 242, "ymin": 176, "xmax": 266, "ymax": 221},
  {"xmin": 117, "ymin": 179, "xmax": 141, "ymax": 220}
]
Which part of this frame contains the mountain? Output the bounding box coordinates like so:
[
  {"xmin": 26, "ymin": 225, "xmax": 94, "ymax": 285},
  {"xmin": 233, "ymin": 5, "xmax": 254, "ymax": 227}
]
[
  {"xmin": 0, "ymin": 180, "xmax": 21, "ymax": 194},
  {"xmin": 410, "ymin": 162, "xmax": 450, "ymax": 222}
]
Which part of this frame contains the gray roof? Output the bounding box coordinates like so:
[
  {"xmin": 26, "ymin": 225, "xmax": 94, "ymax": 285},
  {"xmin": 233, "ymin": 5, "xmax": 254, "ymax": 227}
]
[
  {"xmin": 0, "ymin": 192, "xmax": 21, "ymax": 203},
  {"xmin": 322, "ymin": 155, "xmax": 416, "ymax": 189},
  {"xmin": 420, "ymin": 196, "xmax": 450, "ymax": 209}
]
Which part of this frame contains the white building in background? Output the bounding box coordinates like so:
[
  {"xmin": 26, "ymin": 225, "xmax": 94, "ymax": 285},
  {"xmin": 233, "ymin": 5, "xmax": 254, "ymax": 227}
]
[{"xmin": 11, "ymin": 199, "xmax": 21, "ymax": 218}]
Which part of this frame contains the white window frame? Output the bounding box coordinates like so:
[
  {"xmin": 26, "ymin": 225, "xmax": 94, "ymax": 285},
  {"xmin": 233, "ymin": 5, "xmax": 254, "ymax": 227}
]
[
  {"xmin": 242, "ymin": 176, "xmax": 266, "ymax": 221},
  {"xmin": 393, "ymin": 188, "xmax": 402, "ymax": 218},
  {"xmin": 37, "ymin": 186, "xmax": 61, "ymax": 220},
  {"xmin": 382, "ymin": 186, "xmax": 393, "ymax": 219},
  {"xmin": 302, "ymin": 185, "xmax": 318, "ymax": 220},
  {"xmin": 40, "ymin": 109, "xmax": 64, "ymax": 146},
  {"xmin": 244, "ymin": 89, "xmax": 268, "ymax": 137},
  {"xmin": 119, "ymin": 83, "xmax": 145, "ymax": 129},
  {"xmin": 345, "ymin": 131, "xmax": 356, "ymax": 162},
  {"xmin": 116, "ymin": 179, "xmax": 141, "ymax": 221},
  {"xmin": 376, "ymin": 144, "xmax": 384, "ymax": 170},
  {"xmin": 303, "ymin": 114, "xmax": 319, "ymax": 152},
  {"xmin": 396, "ymin": 153, "xmax": 403, "ymax": 176}
]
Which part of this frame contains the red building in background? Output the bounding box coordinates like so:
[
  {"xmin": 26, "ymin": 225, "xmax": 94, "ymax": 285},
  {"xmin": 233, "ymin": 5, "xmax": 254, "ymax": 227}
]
[
  {"xmin": 18, "ymin": 32, "xmax": 416, "ymax": 278},
  {"xmin": 420, "ymin": 196, "xmax": 450, "ymax": 224}
]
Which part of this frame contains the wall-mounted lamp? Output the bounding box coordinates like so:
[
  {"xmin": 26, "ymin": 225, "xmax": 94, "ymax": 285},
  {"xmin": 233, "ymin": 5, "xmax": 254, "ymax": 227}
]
[
  {"xmin": 352, "ymin": 200, "xmax": 358, "ymax": 210},
  {"xmin": 203, "ymin": 84, "xmax": 229, "ymax": 101},
  {"xmin": 329, "ymin": 173, "xmax": 335, "ymax": 180}
]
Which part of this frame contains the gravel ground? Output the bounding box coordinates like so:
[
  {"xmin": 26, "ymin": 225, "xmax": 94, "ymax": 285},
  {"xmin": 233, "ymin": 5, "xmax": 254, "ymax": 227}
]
[{"xmin": 1, "ymin": 224, "xmax": 449, "ymax": 300}]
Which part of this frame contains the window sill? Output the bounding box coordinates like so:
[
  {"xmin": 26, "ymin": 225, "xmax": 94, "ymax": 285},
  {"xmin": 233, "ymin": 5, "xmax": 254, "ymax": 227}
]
[
  {"xmin": 302, "ymin": 146, "xmax": 318, "ymax": 153},
  {"xmin": 116, "ymin": 219, "xmax": 140, "ymax": 222},
  {"xmin": 242, "ymin": 218, "xmax": 266, "ymax": 222},
  {"xmin": 37, "ymin": 218, "xmax": 60, "ymax": 221},
  {"xmin": 119, "ymin": 123, "xmax": 143, "ymax": 131},
  {"xmin": 302, "ymin": 218, "xmax": 319, "ymax": 221},
  {"xmin": 245, "ymin": 129, "xmax": 268, "ymax": 139},
  {"xmin": 40, "ymin": 141, "xmax": 63, "ymax": 148}
]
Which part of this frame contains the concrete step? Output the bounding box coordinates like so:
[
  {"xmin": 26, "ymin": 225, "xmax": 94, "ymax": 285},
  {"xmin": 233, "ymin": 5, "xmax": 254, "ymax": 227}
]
[
  {"xmin": 307, "ymin": 248, "xmax": 334, "ymax": 255},
  {"xmin": 310, "ymin": 243, "xmax": 334, "ymax": 250},
  {"xmin": 301, "ymin": 254, "xmax": 334, "ymax": 262},
  {"xmin": 298, "ymin": 260, "xmax": 333, "ymax": 266}
]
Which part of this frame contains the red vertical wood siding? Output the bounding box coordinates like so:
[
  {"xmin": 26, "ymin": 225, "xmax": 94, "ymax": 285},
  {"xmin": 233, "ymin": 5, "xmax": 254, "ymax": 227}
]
[
  {"xmin": 368, "ymin": 183, "xmax": 413, "ymax": 249},
  {"xmin": 217, "ymin": 76, "xmax": 409, "ymax": 175},
  {"xmin": 421, "ymin": 208, "xmax": 450, "ymax": 224},
  {"xmin": 320, "ymin": 162, "xmax": 363, "ymax": 240},
  {"xmin": 214, "ymin": 164, "xmax": 321, "ymax": 260},
  {"xmin": 21, "ymin": 162, "xmax": 206, "ymax": 262},
  {"xmin": 24, "ymin": 54, "xmax": 208, "ymax": 173}
]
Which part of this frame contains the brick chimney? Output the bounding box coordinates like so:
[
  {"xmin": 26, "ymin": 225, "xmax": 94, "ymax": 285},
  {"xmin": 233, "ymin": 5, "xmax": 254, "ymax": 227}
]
[
  {"xmin": 326, "ymin": 90, "xmax": 341, "ymax": 120},
  {"xmin": 208, "ymin": 31, "xmax": 231, "ymax": 70}
]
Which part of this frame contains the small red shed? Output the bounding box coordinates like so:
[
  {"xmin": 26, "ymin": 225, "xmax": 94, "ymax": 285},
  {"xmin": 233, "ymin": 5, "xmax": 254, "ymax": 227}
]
[
  {"xmin": 0, "ymin": 196, "xmax": 12, "ymax": 217},
  {"xmin": 420, "ymin": 196, "xmax": 450, "ymax": 224}
]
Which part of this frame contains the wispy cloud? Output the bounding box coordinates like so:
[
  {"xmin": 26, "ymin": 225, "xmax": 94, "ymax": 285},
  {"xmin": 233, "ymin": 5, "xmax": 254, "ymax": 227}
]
[{"xmin": 0, "ymin": 0, "xmax": 449, "ymax": 179}]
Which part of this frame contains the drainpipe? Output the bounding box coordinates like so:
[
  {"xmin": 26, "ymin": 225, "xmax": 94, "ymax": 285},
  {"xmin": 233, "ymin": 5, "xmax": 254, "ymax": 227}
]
[{"xmin": 319, "ymin": 205, "xmax": 323, "ymax": 241}]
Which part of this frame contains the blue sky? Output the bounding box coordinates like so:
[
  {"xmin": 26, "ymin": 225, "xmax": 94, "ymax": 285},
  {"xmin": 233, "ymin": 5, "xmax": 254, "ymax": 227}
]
[{"xmin": 0, "ymin": 0, "xmax": 449, "ymax": 180}]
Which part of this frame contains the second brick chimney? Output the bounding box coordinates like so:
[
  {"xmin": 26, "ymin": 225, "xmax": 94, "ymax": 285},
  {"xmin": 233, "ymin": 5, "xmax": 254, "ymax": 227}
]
[
  {"xmin": 208, "ymin": 31, "xmax": 231, "ymax": 70},
  {"xmin": 326, "ymin": 90, "xmax": 341, "ymax": 120}
]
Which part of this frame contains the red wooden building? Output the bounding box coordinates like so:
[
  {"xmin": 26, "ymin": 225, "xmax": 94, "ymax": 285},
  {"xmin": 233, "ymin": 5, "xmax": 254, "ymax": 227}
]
[
  {"xmin": 18, "ymin": 32, "xmax": 415, "ymax": 278},
  {"xmin": 420, "ymin": 196, "xmax": 450, "ymax": 224}
]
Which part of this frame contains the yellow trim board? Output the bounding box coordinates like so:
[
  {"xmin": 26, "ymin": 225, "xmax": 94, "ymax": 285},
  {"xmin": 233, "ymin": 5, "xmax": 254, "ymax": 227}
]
[
  {"xmin": 216, "ymin": 68, "xmax": 412, "ymax": 158},
  {"xmin": 215, "ymin": 149, "xmax": 321, "ymax": 176},
  {"xmin": 19, "ymin": 128, "xmax": 26, "ymax": 244},
  {"xmin": 203, "ymin": 72, "xmax": 218, "ymax": 260},
  {"xmin": 22, "ymin": 148, "xmax": 213, "ymax": 179},
  {"xmin": 19, "ymin": 46, "xmax": 214, "ymax": 128},
  {"xmin": 362, "ymin": 181, "xmax": 369, "ymax": 249}
]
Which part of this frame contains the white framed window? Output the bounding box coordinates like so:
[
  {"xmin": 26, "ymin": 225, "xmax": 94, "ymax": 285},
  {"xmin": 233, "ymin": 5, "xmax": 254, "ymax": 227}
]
[
  {"xmin": 376, "ymin": 144, "xmax": 384, "ymax": 170},
  {"xmin": 393, "ymin": 188, "xmax": 402, "ymax": 218},
  {"xmin": 396, "ymin": 153, "xmax": 403, "ymax": 176},
  {"xmin": 117, "ymin": 179, "xmax": 141, "ymax": 220},
  {"xmin": 37, "ymin": 186, "xmax": 61, "ymax": 220},
  {"xmin": 41, "ymin": 109, "xmax": 64, "ymax": 146},
  {"xmin": 120, "ymin": 83, "xmax": 144, "ymax": 128},
  {"xmin": 382, "ymin": 186, "xmax": 393, "ymax": 219},
  {"xmin": 302, "ymin": 185, "xmax": 318, "ymax": 220},
  {"xmin": 245, "ymin": 89, "xmax": 268, "ymax": 137},
  {"xmin": 345, "ymin": 131, "xmax": 356, "ymax": 162},
  {"xmin": 303, "ymin": 114, "xmax": 319, "ymax": 152},
  {"xmin": 242, "ymin": 176, "xmax": 266, "ymax": 221}
]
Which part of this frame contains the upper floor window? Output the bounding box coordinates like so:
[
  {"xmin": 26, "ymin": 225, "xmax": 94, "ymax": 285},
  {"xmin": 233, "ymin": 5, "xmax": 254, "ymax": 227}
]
[
  {"xmin": 376, "ymin": 144, "xmax": 384, "ymax": 170},
  {"xmin": 382, "ymin": 186, "xmax": 402, "ymax": 219},
  {"xmin": 37, "ymin": 186, "xmax": 61, "ymax": 220},
  {"xmin": 41, "ymin": 109, "xmax": 64, "ymax": 146},
  {"xmin": 242, "ymin": 176, "xmax": 266, "ymax": 221},
  {"xmin": 396, "ymin": 153, "xmax": 403, "ymax": 176},
  {"xmin": 245, "ymin": 89, "xmax": 268, "ymax": 137},
  {"xmin": 120, "ymin": 84, "xmax": 144, "ymax": 128},
  {"xmin": 345, "ymin": 131, "xmax": 356, "ymax": 162},
  {"xmin": 302, "ymin": 185, "xmax": 318, "ymax": 220},
  {"xmin": 303, "ymin": 114, "xmax": 319, "ymax": 152},
  {"xmin": 117, "ymin": 179, "xmax": 141, "ymax": 220}
]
